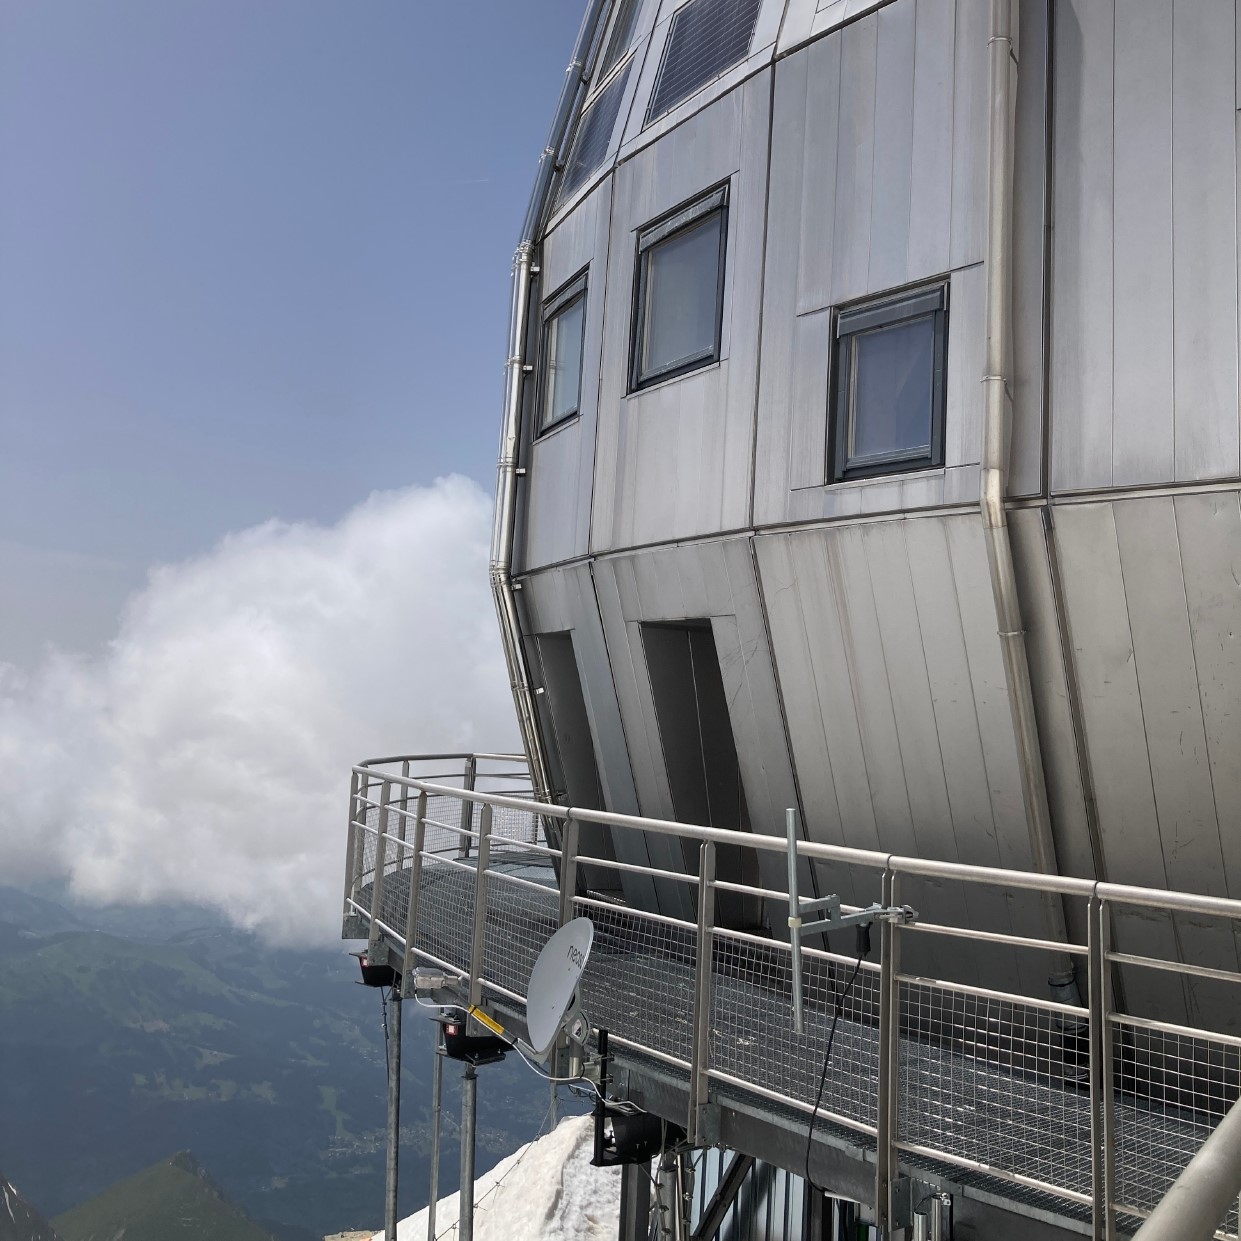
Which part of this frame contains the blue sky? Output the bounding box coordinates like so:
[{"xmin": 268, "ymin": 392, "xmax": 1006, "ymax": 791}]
[{"xmin": 0, "ymin": 0, "xmax": 585, "ymax": 664}]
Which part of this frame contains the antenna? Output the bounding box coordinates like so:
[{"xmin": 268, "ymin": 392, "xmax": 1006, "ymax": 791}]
[{"xmin": 524, "ymin": 916, "xmax": 593, "ymax": 1058}]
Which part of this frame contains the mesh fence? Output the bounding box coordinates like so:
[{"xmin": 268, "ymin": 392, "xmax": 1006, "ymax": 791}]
[
  {"xmin": 897, "ymin": 979, "xmax": 1092, "ymax": 1200},
  {"xmin": 1111, "ymin": 1019, "xmax": 1241, "ymax": 1236},
  {"xmin": 711, "ymin": 932, "xmax": 882, "ymax": 1131},
  {"xmin": 411, "ymin": 853, "xmax": 476, "ymax": 975},
  {"xmin": 575, "ymin": 898, "xmax": 698, "ymax": 1063},
  {"xmin": 480, "ymin": 856, "xmax": 560, "ymax": 999}
]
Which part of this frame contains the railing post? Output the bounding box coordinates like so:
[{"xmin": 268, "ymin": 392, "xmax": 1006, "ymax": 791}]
[
  {"xmin": 402, "ymin": 791, "xmax": 428, "ymax": 980},
  {"xmin": 343, "ymin": 768, "xmax": 362, "ymax": 920},
  {"xmin": 468, "ymin": 802, "xmax": 493, "ymax": 1010},
  {"xmin": 1088, "ymin": 890, "xmax": 1105, "ymax": 1241},
  {"xmin": 559, "ymin": 815, "xmax": 580, "ymax": 927},
  {"xmin": 688, "ymin": 841, "xmax": 716, "ymax": 1145},
  {"xmin": 1099, "ymin": 896, "xmax": 1117, "ymax": 1241},
  {"xmin": 875, "ymin": 869, "xmax": 901, "ymax": 1236},
  {"xmin": 367, "ymin": 780, "xmax": 394, "ymax": 955},
  {"xmin": 458, "ymin": 755, "xmax": 477, "ymax": 859}
]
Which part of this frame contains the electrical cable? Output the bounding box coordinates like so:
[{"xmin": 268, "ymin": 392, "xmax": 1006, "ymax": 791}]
[
  {"xmin": 380, "ymin": 985, "xmax": 391, "ymax": 1086},
  {"xmin": 804, "ymin": 947, "xmax": 866, "ymax": 1195}
]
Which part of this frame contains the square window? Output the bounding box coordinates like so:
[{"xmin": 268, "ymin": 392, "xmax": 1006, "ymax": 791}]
[
  {"xmin": 630, "ymin": 186, "xmax": 728, "ymax": 391},
  {"xmin": 831, "ymin": 283, "xmax": 948, "ymax": 480},
  {"xmin": 538, "ymin": 273, "xmax": 588, "ymax": 434}
]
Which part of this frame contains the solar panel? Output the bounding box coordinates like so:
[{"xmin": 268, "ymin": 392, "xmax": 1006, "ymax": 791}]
[
  {"xmin": 559, "ymin": 60, "xmax": 632, "ymax": 204},
  {"xmin": 645, "ymin": 0, "xmax": 763, "ymax": 125},
  {"xmin": 600, "ymin": 0, "xmax": 643, "ymax": 77}
]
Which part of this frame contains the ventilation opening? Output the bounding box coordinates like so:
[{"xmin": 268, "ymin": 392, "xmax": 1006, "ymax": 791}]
[
  {"xmin": 559, "ymin": 59, "xmax": 633, "ymax": 205},
  {"xmin": 641, "ymin": 620, "xmax": 762, "ymax": 929},
  {"xmin": 529, "ymin": 632, "xmax": 619, "ymax": 893},
  {"xmin": 645, "ymin": 0, "xmax": 763, "ymax": 126}
]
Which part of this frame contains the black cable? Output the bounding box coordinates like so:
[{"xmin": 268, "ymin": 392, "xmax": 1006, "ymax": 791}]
[{"xmin": 804, "ymin": 949, "xmax": 865, "ymax": 1195}]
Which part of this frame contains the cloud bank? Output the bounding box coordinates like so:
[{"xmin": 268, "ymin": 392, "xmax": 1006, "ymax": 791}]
[{"xmin": 0, "ymin": 476, "xmax": 518, "ymax": 943}]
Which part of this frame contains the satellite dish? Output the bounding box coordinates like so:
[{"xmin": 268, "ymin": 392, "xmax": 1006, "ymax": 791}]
[{"xmin": 525, "ymin": 917, "xmax": 593, "ymax": 1058}]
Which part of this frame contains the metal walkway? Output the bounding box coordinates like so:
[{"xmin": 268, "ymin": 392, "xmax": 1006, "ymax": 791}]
[{"xmin": 344, "ymin": 757, "xmax": 1241, "ymax": 1240}]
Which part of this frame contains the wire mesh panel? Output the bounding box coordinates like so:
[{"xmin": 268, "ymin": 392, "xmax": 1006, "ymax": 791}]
[
  {"xmin": 711, "ymin": 933, "xmax": 882, "ymax": 1131},
  {"xmin": 480, "ymin": 859, "xmax": 560, "ymax": 999},
  {"xmin": 897, "ymin": 979, "xmax": 1092, "ymax": 1201},
  {"xmin": 1111, "ymin": 1018, "xmax": 1241, "ymax": 1236},
  {"xmin": 412, "ymin": 853, "xmax": 477, "ymax": 975},
  {"xmin": 422, "ymin": 794, "xmax": 473, "ymax": 855},
  {"xmin": 377, "ymin": 837, "xmax": 414, "ymax": 934},
  {"xmin": 575, "ymin": 897, "xmax": 697, "ymax": 1063}
]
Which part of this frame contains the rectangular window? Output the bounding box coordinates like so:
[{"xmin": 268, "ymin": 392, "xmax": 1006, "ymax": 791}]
[
  {"xmin": 831, "ymin": 283, "xmax": 948, "ymax": 481},
  {"xmin": 600, "ymin": 0, "xmax": 643, "ymax": 77},
  {"xmin": 630, "ymin": 186, "xmax": 728, "ymax": 391},
  {"xmin": 538, "ymin": 272, "xmax": 588, "ymax": 434}
]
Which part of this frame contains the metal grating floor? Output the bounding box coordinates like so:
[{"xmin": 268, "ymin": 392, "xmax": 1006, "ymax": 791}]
[{"xmin": 357, "ymin": 859, "xmax": 1231, "ymax": 1234}]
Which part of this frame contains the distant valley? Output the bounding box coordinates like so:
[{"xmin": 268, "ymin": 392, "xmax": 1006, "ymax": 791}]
[{"xmin": 0, "ymin": 887, "xmax": 555, "ymax": 1238}]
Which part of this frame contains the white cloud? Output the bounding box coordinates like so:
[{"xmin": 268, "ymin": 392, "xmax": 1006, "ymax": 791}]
[{"xmin": 0, "ymin": 476, "xmax": 518, "ymax": 943}]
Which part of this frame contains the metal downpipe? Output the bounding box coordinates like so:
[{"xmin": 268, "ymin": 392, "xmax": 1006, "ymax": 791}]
[
  {"xmin": 489, "ymin": 0, "xmax": 612, "ymax": 804},
  {"xmin": 981, "ymin": 0, "xmax": 1079, "ymax": 997}
]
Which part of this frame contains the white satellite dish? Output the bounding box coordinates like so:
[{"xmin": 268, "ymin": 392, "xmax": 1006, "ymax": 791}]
[{"xmin": 525, "ymin": 917, "xmax": 594, "ymax": 1058}]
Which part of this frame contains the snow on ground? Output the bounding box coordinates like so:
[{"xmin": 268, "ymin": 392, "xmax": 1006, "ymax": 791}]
[{"xmin": 374, "ymin": 1114, "xmax": 622, "ymax": 1241}]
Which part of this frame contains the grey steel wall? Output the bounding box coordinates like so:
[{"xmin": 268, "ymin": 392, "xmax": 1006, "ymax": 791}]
[{"xmin": 508, "ymin": 0, "xmax": 1241, "ymax": 1027}]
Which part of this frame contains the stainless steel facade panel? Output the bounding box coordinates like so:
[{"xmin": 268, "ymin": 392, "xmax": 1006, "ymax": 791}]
[
  {"xmin": 1010, "ymin": 0, "xmax": 1048, "ymax": 497},
  {"xmin": 754, "ymin": 516, "xmax": 1049, "ymax": 991},
  {"xmin": 522, "ymin": 182, "xmax": 613, "ymax": 574},
  {"xmin": 1171, "ymin": 0, "xmax": 1239, "ymax": 483},
  {"xmin": 592, "ymin": 73, "xmax": 769, "ymax": 552},
  {"xmin": 592, "ymin": 538, "xmax": 803, "ymax": 909},
  {"xmin": 752, "ymin": 2, "xmax": 990, "ymax": 527},
  {"xmin": 1052, "ymin": 496, "xmax": 1241, "ymax": 1029},
  {"xmin": 520, "ymin": 563, "xmax": 661, "ymax": 905},
  {"xmin": 1051, "ymin": 0, "xmax": 1241, "ymax": 492},
  {"xmin": 1049, "ymin": 0, "xmax": 1114, "ymax": 492}
]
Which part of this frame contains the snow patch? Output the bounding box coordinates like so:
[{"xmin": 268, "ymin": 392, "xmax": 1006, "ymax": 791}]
[{"xmin": 376, "ymin": 1115, "xmax": 621, "ymax": 1241}]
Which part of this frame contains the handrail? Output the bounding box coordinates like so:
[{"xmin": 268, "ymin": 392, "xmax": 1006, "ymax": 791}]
[
  {"xmin": 1133, "ymin": 1095, "xmax": 1241, "ymax": 1241},
  {"xmin": 348, "ymin": 763, "xmax": 1241, "ymax": 920}
]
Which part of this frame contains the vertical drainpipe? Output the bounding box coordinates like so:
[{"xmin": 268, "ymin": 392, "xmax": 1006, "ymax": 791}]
[
  {"xmin": 981, "ymin": 0, "xmax": 1080, "ymax": 1003},
  {"xmin": 490, "ymin": 0, "xmax": 612, "ymax": 804}
]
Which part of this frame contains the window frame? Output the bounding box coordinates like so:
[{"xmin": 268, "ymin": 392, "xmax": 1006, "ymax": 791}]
[
  {"xmin": 629, "ymin": 185, "xmax": 729, "ymax": 393},
  {"xmin": 829, "ymin": 282, "xmax": 949, "ymax": 482},
  {"xmin": 535, "ymin": 269, "xmax": 590, "ymax": 437}
]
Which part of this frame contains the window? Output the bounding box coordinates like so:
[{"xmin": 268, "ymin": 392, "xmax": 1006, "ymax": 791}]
[
  {"xmin": 600, "ymin": 0, "xmax": 643, "ymax": 77},
  {"xmin": 538, "ymin": 272, "xmax": 588, "ymax": 433},
  {"xmin": 645, "ymin": 0, "xmax": 763, "ymax": 124},
  {"xmin": 559, "ymin": 60, "xmax": 632, "ymax": 204},
  {"xmin": 630, "ymin": 187, "xmax": 727, "ymax": 391},
  {"xmin": 831, "ymin": 283, "xmax": 948, "ymax": 481}
]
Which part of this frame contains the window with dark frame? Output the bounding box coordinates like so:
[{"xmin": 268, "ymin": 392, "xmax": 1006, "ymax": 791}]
[
  {"xmin": 600, "ymin": 0, "xmax": 643, "ymax": 77},
  {"xmin": 830, "ymin": 283, "xmax": 948, "ymax": 481},
  {"xmin": 630, "ymin": 186, "xmax": 728, "ymax": 392},
  {"xmin": 537, "ymin": 272, "xmax": 588, "ymax": 435}
]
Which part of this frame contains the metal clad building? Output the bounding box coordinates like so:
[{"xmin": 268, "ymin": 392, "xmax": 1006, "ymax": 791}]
[{"xmin": 504, "ymin": 0, "xmax": 1241, "ymax": 1036}]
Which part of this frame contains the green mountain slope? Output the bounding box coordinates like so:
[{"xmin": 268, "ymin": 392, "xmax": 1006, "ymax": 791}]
[
  {"xmin": 0, "ymin": 887, "xmax": 558, "ymax": 1236},
  {"xmin": 0, "ymin": 1170, "xmax": 64, "ymax": 1241},
  {"xmin": 53, "ymin": 1151, "xmax": 275, "ymax": 1241}
]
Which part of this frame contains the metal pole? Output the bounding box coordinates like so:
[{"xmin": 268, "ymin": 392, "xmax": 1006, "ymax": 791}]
[
  {"xmin": 468, "ymin": 805, "xmax": 492, "ymax": 1011},
  {"xmin": 875, "ymin": 869, "xmax": 900, "ymax": 1235},
  {"xmin": 426, "ymin": 1025, "xmax": 443, "ymax": 1241},
  {"xmin": 619, "ymin": 1161, "xmax": 652, "ymax": 1241},
  {"xmin": 1088, "ymin": 891, "xmax": 1104, "ymax": 1241},
  {"xmin": 1132, "ymin": 1095, "xmax": 1241, "ymax": 1241},
  {"xmin": 460, "ymin": 1063, "xmax": 478, "ymax": 1241},
  {"xmin": 688, "ymin": 841, "xmax": 716, "ymax": 1144},
  {"xmin": 385, "ymin": 982, "xmax": 402, "ymax": 1241},
  {"xmin": 459, "ymin": 755, "xmax": 476, "ymax": 859},
  {"xmin": 368, "ymin": 780, "xmax": 394, "ymax": 959},
  {"xmin": 489, "ymin": 0, "xmax": 611, "ymax": 807},
  {"xmin": 786, "ymin": 808, "xmax": 806, "ymax": 1036},
  {"xmin": 1100, "ymin": 898, "xmax": 1117, "ymax": 1241}
]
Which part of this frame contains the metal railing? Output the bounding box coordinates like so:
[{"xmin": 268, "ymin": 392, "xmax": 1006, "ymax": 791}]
[{"xmin": 342, "ymin": 755, "xmax": 1241, "ymax": 1241}]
